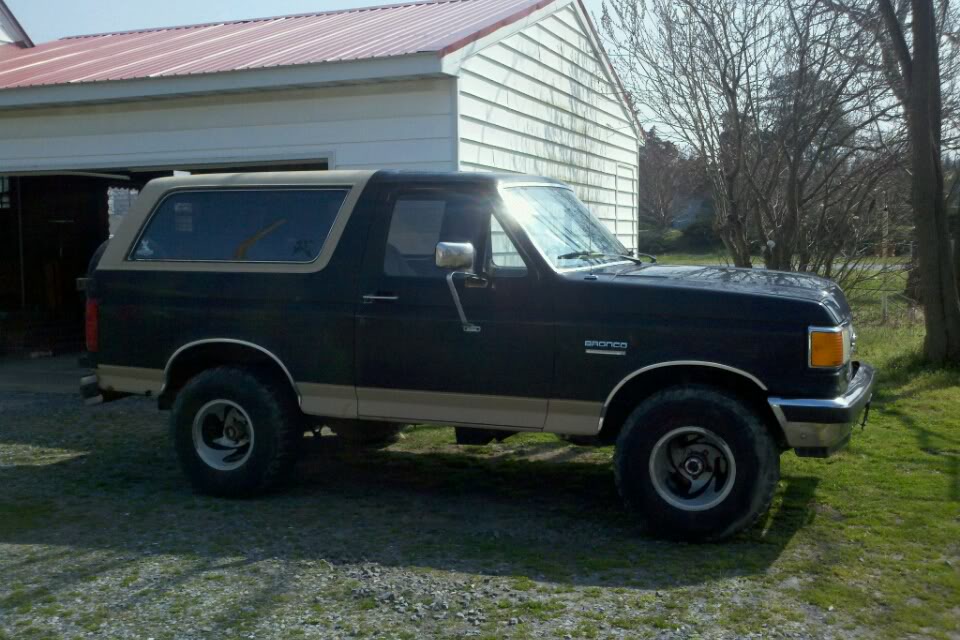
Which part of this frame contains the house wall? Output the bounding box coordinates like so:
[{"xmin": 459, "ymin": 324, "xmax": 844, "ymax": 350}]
[
  {"xmin": 0, "ymin": 78, "xmax": 458, "ymax": 173},
  {"xmin": 457, "ymin": 3, "xmax": 639, "ymax": 249}
]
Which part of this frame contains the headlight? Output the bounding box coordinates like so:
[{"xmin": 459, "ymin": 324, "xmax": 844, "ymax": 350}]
[{"xmin": 808, "ymin": 325, "xmax": 852, "ymax": 368}]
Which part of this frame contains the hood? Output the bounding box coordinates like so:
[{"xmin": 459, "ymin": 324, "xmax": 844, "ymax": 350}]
[{"xmin": 606, "ymin": 264, "xmax": 851, "ymax": 321}]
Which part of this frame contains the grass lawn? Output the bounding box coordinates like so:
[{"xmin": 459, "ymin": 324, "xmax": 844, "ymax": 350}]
[
  {"xmin": 656, "ymin": 251, "xmax": 912, "ymax": 269},
  {"xmin": 384, "ymin": 322, "xmax": 960, "ymax": 637},
  {"xmin": 0, "ymin": 279, "xmax": 958, "ymax": 637},
  {"xmin": 771, "ymin": 324, "xmax": 959, "ymax": 637},
  {"xmin": 655, "ymin": 250, "xmax": 743, "ymax": 266}
]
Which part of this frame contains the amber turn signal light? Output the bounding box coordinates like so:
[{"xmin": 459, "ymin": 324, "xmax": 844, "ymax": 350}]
[{"xmin": 809, "ymin": 328, "xmax": 849, "ymax": 368}]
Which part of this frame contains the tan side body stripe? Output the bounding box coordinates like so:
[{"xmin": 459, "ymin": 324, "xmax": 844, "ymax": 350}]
[
  {"xmin": 97, "ymin": 365, "xmax": 164, "ymax": 396},
  {"xmin": 94, "ymin": 366, "xmax": 603, "ymax": 435}
]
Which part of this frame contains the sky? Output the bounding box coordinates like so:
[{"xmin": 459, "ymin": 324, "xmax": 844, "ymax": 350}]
[{"xmin": 9, "ymin": 0, "xmax": 607, "ymax": 45}]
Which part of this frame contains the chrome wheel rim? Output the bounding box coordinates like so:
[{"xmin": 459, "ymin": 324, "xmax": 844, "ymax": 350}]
[
  {"xmin": 648, "ymin": 426, "xmax": 736, "ymax": 512},
  {"xmin": 192, "ymin": 399, "xmax": 254, "ymax": 471}
]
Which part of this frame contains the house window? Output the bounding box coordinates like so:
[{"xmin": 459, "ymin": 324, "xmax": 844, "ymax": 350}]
[{"xmin": 0, "ymin": 177, "xmax": 11, "ymax": 209}]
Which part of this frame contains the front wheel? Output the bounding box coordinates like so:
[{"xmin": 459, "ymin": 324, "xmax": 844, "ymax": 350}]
[
  {"xmin": 614, "ymin": 385, "xmax": 779, "ymax": 542},
  {"xmin": 171, "ymin": 367, "xmax": 301, "ymax": 497}
]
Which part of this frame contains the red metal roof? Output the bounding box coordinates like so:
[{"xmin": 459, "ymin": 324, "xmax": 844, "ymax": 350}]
[{"xmin": 0, "ymin": 0, "xmax": 556, "ymax": 91}]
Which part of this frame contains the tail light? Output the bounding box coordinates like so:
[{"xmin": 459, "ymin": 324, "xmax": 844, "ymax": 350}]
[{"xmin": 85, "ymin": 299, "xmax": 99, "ymax": 353}]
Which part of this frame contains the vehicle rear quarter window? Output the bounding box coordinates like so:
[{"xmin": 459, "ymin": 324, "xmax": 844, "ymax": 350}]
[{"xmin": 130, "ymin": 188, "xmax": 349, "ymax": 262}]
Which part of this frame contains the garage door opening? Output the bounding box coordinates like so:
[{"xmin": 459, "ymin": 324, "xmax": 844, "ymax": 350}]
[{"xmin": 0, "ymin": 160, "xmax": 329, "ymax": 356}]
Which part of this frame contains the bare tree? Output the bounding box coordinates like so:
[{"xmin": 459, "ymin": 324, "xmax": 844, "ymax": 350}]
[
  {"xmin": 602, "ymin": 0, "xmax": 902, "ymax": 281},
  {"xmin": 820, "ymin": 0, "xmax": 960, "ymax": 361},
  {"xmin": 878, "ymin": 0, "xmax": 960, "ymax": 361},
  {"xmin": 637, "ymin": 130, "xmax": 700, "ymax": 230},
  {"xmin": 602, "ymin": 0, "xmax": 773, "ymax": 266}
]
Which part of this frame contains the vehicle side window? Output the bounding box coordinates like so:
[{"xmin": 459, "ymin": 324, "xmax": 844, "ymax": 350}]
[
  {"xmin": 383, "ymin": 192, "xmax": 485, "ymax": 278},
  {"xmin": 130, "ymin": 189, "xmax": 349, "ymax": 262},
  {"xmin": 489, "ymin": 215, "xmax": 527, "ymax": 274}
]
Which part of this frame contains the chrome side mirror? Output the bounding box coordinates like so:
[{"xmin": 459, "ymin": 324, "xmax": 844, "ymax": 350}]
[
  {"xmin": 435, "ymin": 241, "xmax": 482, "ymax": 334},
  {"xmin": 435, "ymin": 242, "xmax": 475, "ymax": 271}
]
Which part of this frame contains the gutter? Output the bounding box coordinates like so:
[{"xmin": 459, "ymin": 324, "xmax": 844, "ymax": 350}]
[{"xmin": 0, "ymin": 53, "xmax": 447, "ymax": 110}]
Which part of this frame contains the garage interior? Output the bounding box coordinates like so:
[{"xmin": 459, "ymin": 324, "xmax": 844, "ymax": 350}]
[{"xmin": 0, "ymin": 161, "xmax": 328, "ymax": 356}]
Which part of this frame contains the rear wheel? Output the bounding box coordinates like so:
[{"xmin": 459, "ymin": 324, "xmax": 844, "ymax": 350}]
[
  {"xmin": 614, "ymin": 385, "xmax": 779, "ymax": 542},
  {"xmin": 171, "ymin": 367, "xmax": 301, "ymax": 497}
]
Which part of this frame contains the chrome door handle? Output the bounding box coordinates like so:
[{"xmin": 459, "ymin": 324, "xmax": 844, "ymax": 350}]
[{"xmin": 362, "ymin": 294, "xmax": 399, "ymax": 303}]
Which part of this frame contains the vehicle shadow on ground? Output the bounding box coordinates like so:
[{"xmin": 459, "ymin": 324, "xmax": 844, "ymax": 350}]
[{"xmin": 0, "ymin": 403, "xmax": 821, "ymax": 592}]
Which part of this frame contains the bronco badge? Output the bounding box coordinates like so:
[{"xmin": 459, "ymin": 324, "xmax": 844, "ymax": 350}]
[{"xmin": 584, "ymin": 340, "xmax": 628, "ymax": 356}]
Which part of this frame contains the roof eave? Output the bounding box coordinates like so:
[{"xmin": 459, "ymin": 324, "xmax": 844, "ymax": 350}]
[
  {"xmin": 438, "ymin": 0, "xmax": 641, "ymax": 139},
  {"xmin": 572, "ymin": 0, "xmax": 641, "ymax": 138},
  {"xmin": 0, "ymin": 52, "xmax": 447, "ymax": 110}
]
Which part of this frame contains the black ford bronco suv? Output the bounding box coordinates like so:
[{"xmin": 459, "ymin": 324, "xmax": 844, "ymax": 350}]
[{"xmin": 80, "ymin": 170, "xmax": 874, "ymax": 541}]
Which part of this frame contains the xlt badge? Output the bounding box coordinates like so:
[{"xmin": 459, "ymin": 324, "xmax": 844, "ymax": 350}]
[{"xmin": 584, "ymin": 340, "xmax": 628, "ymax": 356}]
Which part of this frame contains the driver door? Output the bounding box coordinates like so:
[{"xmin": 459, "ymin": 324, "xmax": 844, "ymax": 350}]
[{"xmin": 354, "ymin": 182, "xmax": 553, "ymax": 429}]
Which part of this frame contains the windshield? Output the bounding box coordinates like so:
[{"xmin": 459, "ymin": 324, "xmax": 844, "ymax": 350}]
[{"xmin": 500, "ymin": 186, "xmax": 629, "ymax": 270}]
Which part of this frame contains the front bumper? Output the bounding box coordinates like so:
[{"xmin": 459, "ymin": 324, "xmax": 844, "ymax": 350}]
[{"xmin": 768, "ymin": 361, "xmax": 875, "ymax": 458}]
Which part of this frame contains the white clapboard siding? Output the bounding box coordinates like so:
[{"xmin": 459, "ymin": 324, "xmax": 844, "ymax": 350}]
[
  {"xmin": 0, "ymin": 78, "xmax": 457, "ymax": 172},
  {"xmin": 616, "ymin": 164, "xmax": 637, "ymax": 246},
  {"xmin": 458, "ymin": 3, "xmax": 639, "ymax": 249}
]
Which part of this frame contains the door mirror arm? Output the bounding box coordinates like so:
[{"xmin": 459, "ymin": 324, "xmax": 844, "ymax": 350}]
[
  {"xmin": 436, "ymin": 242, "xmax": 484, "ymax": 333},
  {"xmin": 445, "ymin": 271, "xmax": 482, "ymax": 333},
  {"xmin": 459, "ymin": 271, "xmax": 489, "ymax": 288}
]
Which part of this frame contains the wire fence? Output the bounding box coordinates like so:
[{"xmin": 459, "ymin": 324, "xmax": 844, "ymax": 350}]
[{"xmin": 844, "ymin": 263, "xmax": 924, "ymax": 328}]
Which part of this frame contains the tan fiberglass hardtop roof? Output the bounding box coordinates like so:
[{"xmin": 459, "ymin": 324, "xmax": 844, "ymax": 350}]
[{"xmin": 98, "ymin": 170, "xmax": 377, "ymax": 273}]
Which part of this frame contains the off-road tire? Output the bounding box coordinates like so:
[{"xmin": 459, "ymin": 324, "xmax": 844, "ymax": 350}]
[
  {"xmin": 171, "ymin": 367, "xmax": 301, "ymax": 497},
  {"xmin": 328, "ymin": 419, "xmax": 404, "ymax": 446},
  {"xmin": 614, "ymin": 385, "xmax": 779, "ymax": 542}
]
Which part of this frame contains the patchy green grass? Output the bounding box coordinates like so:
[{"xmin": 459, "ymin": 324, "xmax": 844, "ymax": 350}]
[
  {"xmin": 656, "ymin": 250, "xmax": 743, "ymax": 266},
  {"xmin": 0, "ymin": 320, "xmax": 957, "ymax": 638},
  {"xmin": 657, "ymin": 250, "xmax": 911, "ymax": 269},
  {"xmin": 386, "ymin": 323, "xmax": 959, "ymax": 637},
  {"xmin": 781, "ymin": 326, "xmax": 959, "ymax": 637},
  {"xmin": 0, "ymin": 503, "xmax": 56, "ymax": 535}
]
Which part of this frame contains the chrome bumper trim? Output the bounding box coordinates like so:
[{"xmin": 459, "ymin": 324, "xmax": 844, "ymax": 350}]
[{"xmin": 769, "ymin": 362, "xmax": 875, "ymax": 455}]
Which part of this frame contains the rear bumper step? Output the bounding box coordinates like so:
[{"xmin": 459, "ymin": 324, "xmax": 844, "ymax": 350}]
[{"xmin": 79, "ymin": 374, "xmax": 103, "ymax": 406}]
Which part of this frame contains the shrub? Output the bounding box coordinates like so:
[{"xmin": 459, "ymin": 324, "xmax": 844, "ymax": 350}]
[
  {"xmin": 636, "ymin": 229, "xmax": 682, "ymax": 254},
  {"xmin": 680, "ymin": 217, "xmax": 722, "ymax": 250}
]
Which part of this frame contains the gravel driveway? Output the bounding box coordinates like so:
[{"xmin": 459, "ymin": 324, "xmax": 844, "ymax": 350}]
[{"xmin": 0, "ymin": 391, "xmax": 865, "ymax": 639}]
